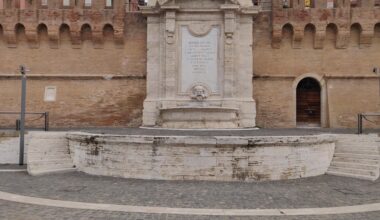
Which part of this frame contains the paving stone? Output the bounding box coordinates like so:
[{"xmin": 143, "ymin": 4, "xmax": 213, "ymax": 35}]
[
  {"xmin": 1, "ymin": 200, "xmax": 380, "ymax": 220},
  {"xmin": 0, "ymin": 172, "xmax": 379, "ymax": 210}
]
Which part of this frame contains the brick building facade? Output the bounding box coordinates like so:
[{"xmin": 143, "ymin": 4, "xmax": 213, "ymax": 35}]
[{"xmin": 0, "ymin": 0, "xmax": 379, "ymax": 129}]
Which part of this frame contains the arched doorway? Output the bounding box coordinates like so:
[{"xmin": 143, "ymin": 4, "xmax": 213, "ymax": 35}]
[{"xmin": 296, "ymin": 77, "xmax": 321, "ymax": 127}]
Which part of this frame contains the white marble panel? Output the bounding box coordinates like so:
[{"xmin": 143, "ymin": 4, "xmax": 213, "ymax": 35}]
[{"xmin": 181, "ymin": 26, "xmax": 219, "ymax": 93}]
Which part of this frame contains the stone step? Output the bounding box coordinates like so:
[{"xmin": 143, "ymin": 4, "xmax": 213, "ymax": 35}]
[
  {"xmin": 28, "ymin": 148, "xmax": 70, "ymax": 154},
  {"xmin": 336, "ymin": 135, "xmax": 379, "ymax": 140},
  {"xmin": 330, "ymin": 161, "xmax": 379, "ymax": 171},
  {"xmin": 337, "ymin": 138, "xmax": 378, "ymax": 146},
  {"xmin": 333, "ymin": 157, "xmax": 380, "ymax": 165},
  {"xmin": 335, "ymin": 149, "xmax": 379, "ymax": 155},
  {"xmin": 28, "ymin": 153, "xmax": 71, "ymax": 161},
  {"xmin": 335, "ymin": 145, "xmax": 379, "ymax": 150},
  {"xmin": 326, "ymin": 170, "xmax": 379, "ymax": 181},
  {"xmin": 336, "ymin": 142, "xmax": 379, "ymax": 147},
  {"xmin": 337, "ymin": 141, "xmax": 378, "ymax": 146},
  {"xmin": 327, "ymin": 166, "xmax": 378, "ymax": 177},
  {"xmin": 334, "ymin": 153, "xmax": 380, "ymax": 160},
  {"xmin": 28, "ymin": 168, "xmax": 77, "ymax": 176},
  {"xmin": 28, "ymin": 158, "xmax": 73, "ymax": 166},
  {"xmin": 28, "ymin": 163, "xmax": 75, "ymax": 171},
  {"xmin": 336, "ymin": 143, "xmax": 379, "ymax": 147}
]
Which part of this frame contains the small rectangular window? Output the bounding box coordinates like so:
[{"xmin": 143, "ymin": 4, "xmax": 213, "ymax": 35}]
[
  {"xmin": 326, "ymin": 0, "xmax": 334, "ymax": 8},
  {"xmin": 106, "ymin": 0, "xmax": 113, "ymax": 7},
  {"xmin": 63, "ymin": 0, "xmax": 70, "ymax": 7},
  {"xmin": 350, "ymin": 0, "xmax": 359, "ymax": 7},
  {"xmin": 20, "ymin": 0, "xmax": 26, "ymax": 9},
  {"xmin": 283, "ymin": 0, "xmax": 290, "ymax": 8},
  {"xmin": 304, "ymin": 0, "xmax": 316, "ymax": 8},
  {"xmin": 41, "ymin": 0, "xmax": 48, "ymax": 6},
  {"xmin": 84, "ymin": 0, "xmax": 92, "ymax": 7},
  {"xmin": 6, "ymin": 0, "xmax": 11, "ymax": 8}
]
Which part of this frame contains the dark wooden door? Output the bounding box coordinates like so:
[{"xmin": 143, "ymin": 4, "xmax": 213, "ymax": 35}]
[{"xmin": 296, "ymin": 78, "xmax": 321, "ymax": 126}]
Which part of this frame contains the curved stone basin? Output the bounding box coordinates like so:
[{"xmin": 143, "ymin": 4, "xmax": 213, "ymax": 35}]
[{"xmin": 67, "ymin": 133, "xmax": 335, "ymax": 182}]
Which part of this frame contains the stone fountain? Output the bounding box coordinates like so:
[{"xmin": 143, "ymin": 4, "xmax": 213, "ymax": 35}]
[{"xmin": 141, "ymin": 0, "xmax": 258, "ymax": 129}]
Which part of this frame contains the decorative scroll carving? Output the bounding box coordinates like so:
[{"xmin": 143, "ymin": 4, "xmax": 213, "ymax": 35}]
[
  {"xmin": 224, "ymin": 11, "xmax": 236, "ymax": 45},
  {"xmin": 166, "ymin": 11, "xmax": 176, "ymax": 44}
]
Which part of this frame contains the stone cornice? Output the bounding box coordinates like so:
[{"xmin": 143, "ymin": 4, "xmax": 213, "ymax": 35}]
[
  {"xmin": 140, "ymin": 1, "xmax": 260, "ymax": 15},
  {"xmin": 0, "ymin": 74, "xmax": 146, "ymax": 80}
]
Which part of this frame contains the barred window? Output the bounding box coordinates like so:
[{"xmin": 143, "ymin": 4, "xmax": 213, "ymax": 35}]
[
  {"xmin": 106, "ymin": 0, "xmax": 113, "ymax": 7},
  {"xmin": 84, "ymin": 0, "xmax": 92, "ymax": 7},
  {"xmin": 63, "ymin": 0, "xmax": 70, "ymax": 7}
]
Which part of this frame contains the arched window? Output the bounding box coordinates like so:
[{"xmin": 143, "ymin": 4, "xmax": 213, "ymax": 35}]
[
  {"xmin": 326, "ymin": 23, "xmax": 338, "ymax": 47},
  {"xmin": 15, "ymin": 23, "xmax": 26, "ymax": 42},
  {"xmin": 282, "ymin": 23, "xmax": 294, "ymax": 47},
  {"xmin": 375, "ymin": 23, "xmax": 380, "ymax": 37},
  {"xmin": 37, "ymin": 23, "xmax": 48, "ymax": 41},
  {"xmin": 59, "ymin": 23, "xmax": 71, "ymax": 41},
  {"xmin": 103, "ymin": 24, "xmax": 114, "ymax": 41},
  {"xmin": 81, "ymin": 24, "xmax": 92, "ymax": 41},
  {"xmin": 350, "ymin": 23, "xmax": 362, "ymax": 47},
  {"xmin": 304, "ymin": 23, "xmax": 315, "ymax": 48},
  {"xmin": 0, "ymin": 24, "xmax": 3, "ymax": 43}
]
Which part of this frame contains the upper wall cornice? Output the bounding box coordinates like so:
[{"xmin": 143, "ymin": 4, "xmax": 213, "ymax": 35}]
[{"xmin": 141, "ymin": 0, "xmax": 260, "ymax": 15}]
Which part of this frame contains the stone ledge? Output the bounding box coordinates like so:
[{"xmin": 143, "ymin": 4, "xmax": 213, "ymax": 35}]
[
  {"xmin": 0, "ymin": 74, "xmax": 146, "ymax": 80},
  {"xmin": 67, "ymin": 132, "xmax": 336, "ymax": 181},
  {"xmin": 67, "ymin": 132, "xmax": 335, "ymax": 147}
]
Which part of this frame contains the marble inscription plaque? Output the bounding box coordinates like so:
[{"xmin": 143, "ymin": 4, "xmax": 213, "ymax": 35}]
[
  {"xmin": 44, "ymin": 86, "xmax": 57, "ymax": 102},
  {"xmin": 181, "ymin": 26, "xmax": 219, "ymax": 93}
]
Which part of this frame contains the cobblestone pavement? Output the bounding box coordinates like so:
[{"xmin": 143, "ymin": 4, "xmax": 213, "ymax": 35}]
[
  {"xmin": 0, "ymin": 200, "xmax": 380, "ymax": 220},
  {"xmin": 0, "ymin": 172, "xmax": 380, "ymax": 209},
  {"xmin": 0, "ymin": 171, "xmax": 379, "ymax": 219}
]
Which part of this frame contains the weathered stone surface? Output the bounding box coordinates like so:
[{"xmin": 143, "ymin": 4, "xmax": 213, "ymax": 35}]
[
  {"xmin": 0, "ymin": 131, "xmax": 24, "ymax": 164},
  {"xmin": 67, "ymin": 132, "xmax": 336, "ymax": 181},
  {"xmin": 26, "ymin": 132, "xmax": 75, "ymax": 176}
]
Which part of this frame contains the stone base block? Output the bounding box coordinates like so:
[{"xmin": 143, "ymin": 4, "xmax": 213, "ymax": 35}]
[{"xmin": 160, "ymin": 107, "xmax": 239, "ymax": 129}]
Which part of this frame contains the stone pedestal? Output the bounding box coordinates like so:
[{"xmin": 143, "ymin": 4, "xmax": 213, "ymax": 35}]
[{"xmin": 141, "ymin": 0, "xmax": 259, "ymax": 129}]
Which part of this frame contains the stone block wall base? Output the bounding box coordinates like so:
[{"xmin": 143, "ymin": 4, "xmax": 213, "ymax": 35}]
[{"xmin": 160, "ymin": 107, "xmax": 239, "ymax": 129}]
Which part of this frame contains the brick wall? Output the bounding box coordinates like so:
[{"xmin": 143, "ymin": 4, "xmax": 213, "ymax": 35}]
[
  {"xmin": 0, "ymin": 13, "xmax": 147, "ymax": 128},
  {"xmin": 1, "ymin": 2, "xmax": 380, "ymax": 129},
  {"xmin": 253, "ymin": 9, "xmax": 380, "ymax": 128}
]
